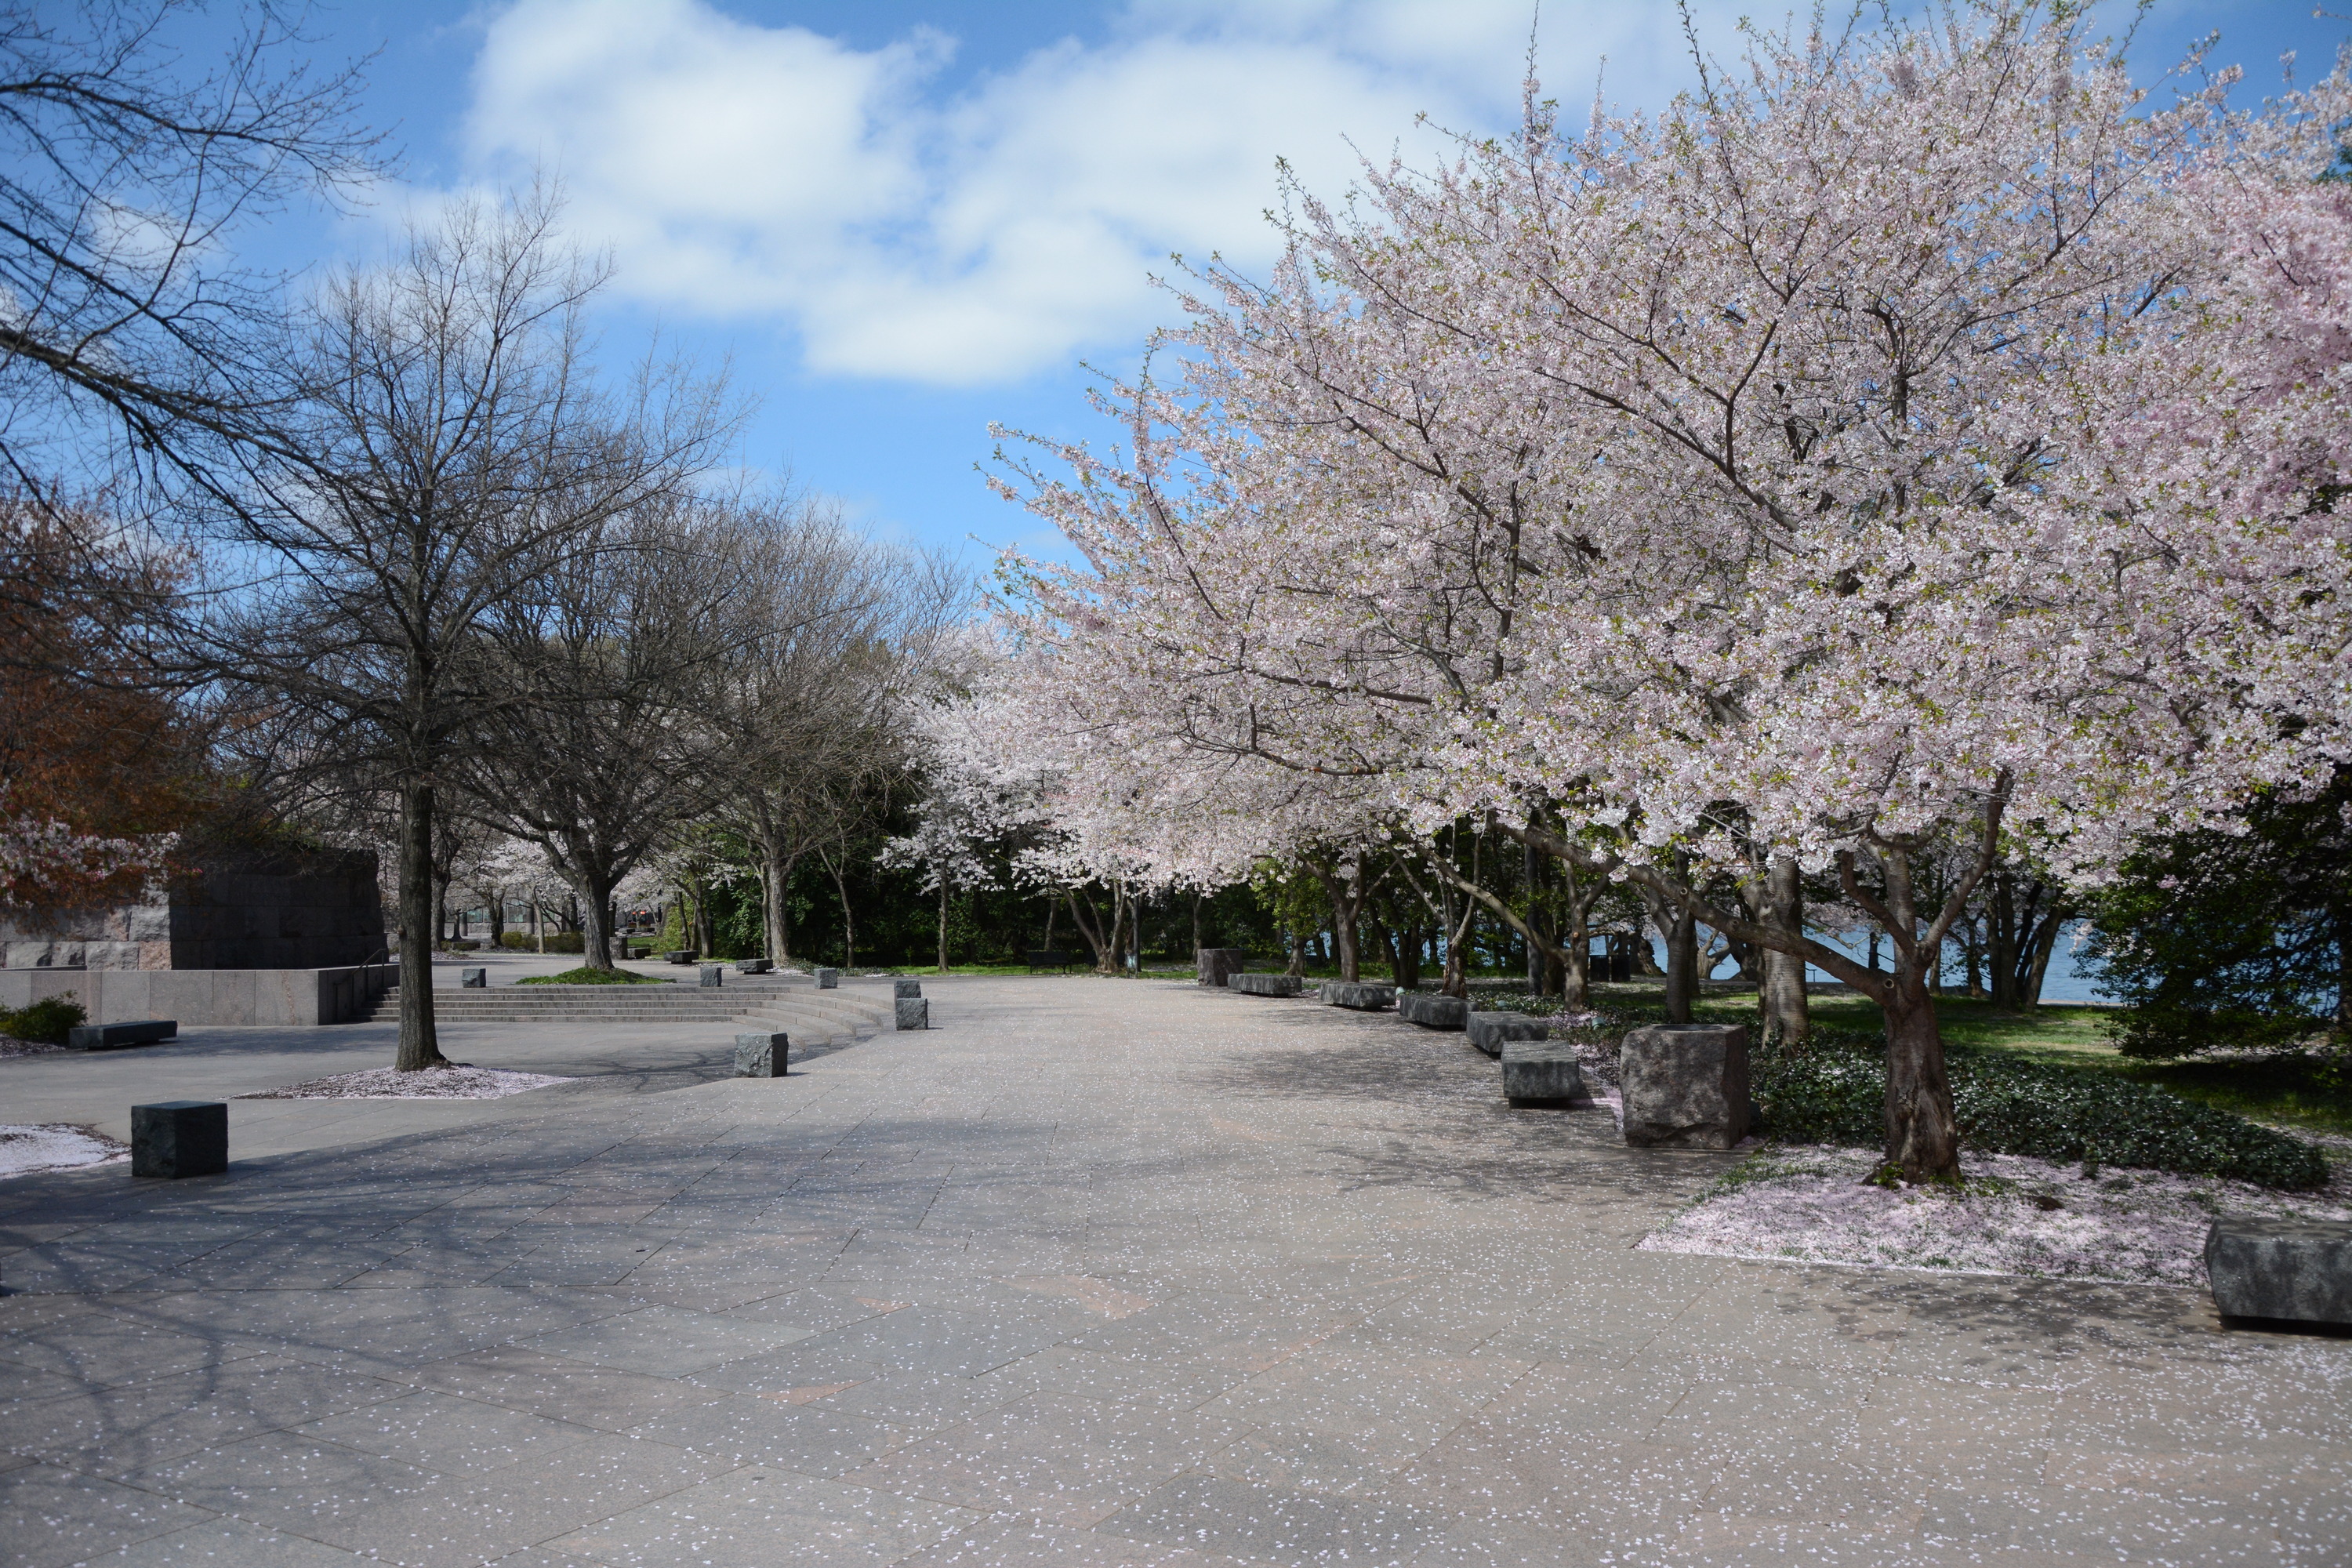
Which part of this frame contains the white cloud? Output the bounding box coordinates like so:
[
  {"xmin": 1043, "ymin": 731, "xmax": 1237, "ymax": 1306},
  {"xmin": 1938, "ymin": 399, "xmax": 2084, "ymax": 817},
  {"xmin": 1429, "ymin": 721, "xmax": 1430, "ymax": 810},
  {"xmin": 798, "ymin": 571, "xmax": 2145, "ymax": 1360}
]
[{"xmin": 463, "ymin": 0, "xmax": 1721, "ymax": 386}]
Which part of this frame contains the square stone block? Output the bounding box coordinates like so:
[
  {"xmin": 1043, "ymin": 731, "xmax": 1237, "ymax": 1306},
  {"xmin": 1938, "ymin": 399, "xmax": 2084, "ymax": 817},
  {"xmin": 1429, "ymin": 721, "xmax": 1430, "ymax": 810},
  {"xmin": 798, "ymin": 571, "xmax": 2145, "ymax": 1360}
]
[
  {"xmin": 132, "ymin": 1101, "xmax": 228, "ymax": 1178},
  {"xmin": 894, "ymin": 978, "xmax": 923, "ymax": 999},
  {"xmin": 1466, "ymin": 1011, "xmax": 1547, "ymax": 1058},
  {"xmin": 67, "ymin": 1018, "xmax": 177, "ymax": 1051},
  {"xmin": 734, "ymin": 1031, "xmax": 789, "ymax": 1077},
  {"xmin": 816, "ymin": 967, "xmax": 840, "ymax": 989},
  {"xmin": 895, "ymin": 996, "xmax": 930, "ymax": 1030},
  {"xmin": 1620, "ymin": 1022, "xmax": 1751, "ymax": 1149},
  {"xmin": 699, "ymin": 964, "xmax": 724, "ymax": 989},
  {"xmin": 2207, "ymin": 1218, "xmax": 2352, "ymax": 1327},
  {"xmin": 1502, "ymin": 1040, "xmax": 1590, "ymax": 1105},
  {"xmin": 1196, "ymin": 947, "xmax": 1248, "ymax": 988},
  {"xmin": 1397, "ymin": 993, "xmax": 1468, "ymax": 1029},
  {"xmin": 1227, "ymin": 972, "xmax": 1303, "ymax": 996},
  {"xmin": 460, "ymin": 967, "xmax": 487, "ymax": 989},
  {"xmin": 1319, "ymin": 981, "xmax": 1396, "ymax": 1011}
]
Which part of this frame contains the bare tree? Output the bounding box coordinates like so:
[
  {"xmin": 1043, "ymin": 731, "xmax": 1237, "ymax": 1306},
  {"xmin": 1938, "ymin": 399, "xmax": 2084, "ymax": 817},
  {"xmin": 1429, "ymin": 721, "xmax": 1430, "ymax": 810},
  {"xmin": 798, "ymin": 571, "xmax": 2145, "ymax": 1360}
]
[
  {"xmin": 711, "ymin": 517, "xmax": 960, "ymax": 968},
  {"xmin": 194, "ymin": 190, "xmax": 731, "ymax": 1069},
  {"xmin": 459, "ymin": 493, "xmax": 764, "ymax": 970},
  {"xmin": 0, "ymin": 2, "xmax": 383, "ymax": 492}
]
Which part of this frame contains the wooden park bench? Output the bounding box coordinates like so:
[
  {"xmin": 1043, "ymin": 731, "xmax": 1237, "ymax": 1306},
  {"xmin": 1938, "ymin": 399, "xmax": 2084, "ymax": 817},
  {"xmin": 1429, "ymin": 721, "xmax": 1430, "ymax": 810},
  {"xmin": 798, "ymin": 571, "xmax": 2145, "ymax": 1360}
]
[{"xmin": 1026, "ymin": 949, "xmax": 1078, "ymax": 972}]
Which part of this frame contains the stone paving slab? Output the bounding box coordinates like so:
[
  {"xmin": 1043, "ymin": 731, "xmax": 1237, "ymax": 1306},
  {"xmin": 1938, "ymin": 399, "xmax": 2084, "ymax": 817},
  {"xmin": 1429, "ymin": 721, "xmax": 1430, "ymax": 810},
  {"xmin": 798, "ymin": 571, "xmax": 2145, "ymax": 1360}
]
[{"xmin": 3, "ymin": 976, "xmax": 2349, "ymax": 1566}]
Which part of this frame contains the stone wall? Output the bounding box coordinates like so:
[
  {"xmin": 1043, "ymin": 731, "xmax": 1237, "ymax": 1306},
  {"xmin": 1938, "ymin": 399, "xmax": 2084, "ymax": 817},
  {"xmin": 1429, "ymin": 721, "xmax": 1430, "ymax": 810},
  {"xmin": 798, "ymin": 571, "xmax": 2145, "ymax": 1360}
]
[
  {"xmin": 0, "ymin": 848, "xmax": 385, "ymax": 971},
  {"xmin": 0, "ymin": 962, "xmax": 395, "ymax": 1025}
]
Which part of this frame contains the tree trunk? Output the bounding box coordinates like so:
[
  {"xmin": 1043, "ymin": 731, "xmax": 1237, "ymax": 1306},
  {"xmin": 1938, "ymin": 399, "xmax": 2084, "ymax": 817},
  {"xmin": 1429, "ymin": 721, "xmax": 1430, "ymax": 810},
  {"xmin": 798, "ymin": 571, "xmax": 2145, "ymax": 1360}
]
[
  {"xmin": 693, "ymin": 884, "xmax": 716, "ymax": 960},
  {"xmin": 395, "ymin": 781, "xmax": 448, "ymax": 1072},
  {"xmin": 1065, "ymin": 890, "xmax": 1113, "ymax": 971},
  {"xmin": 832, "ymin": 869, "xmax": 855, "ymax": 969},
  {"xmin": 485, "ymin": 893, "xmax": 505, "ymax": 942},
  {"xmin": 1883, "ymin": 964, "xmax": 1962, "ymax": 1183},
  {"xmin": 1523, "ymin": 842, "xmax": 1544, "ymax": 991},
  {"xmin": 1041, "ymin": 897, "xmax": 1057, "ymax": 952},
  {"xmin": 938, "ymin": 882, "xmax": 950, "ymax": 974},
  {"xmin": 1191, "ymin": 893, "xmax": 1203, "ymax": 956},
  {"xmin": 1311, "ymin": 863, "xmax": 1365, "ymax": 982},
  {"xmin": 2020, "ymin": 915, "xmax": 2065, "ymax": 1010},
  {"xmin": 1393, "ymin": 925, "xmax": 1423, "ymax": 989},
  {"xmin": 574, "ymin": 872, "xmax": 619, "ymax": 970},
  {"xmin": 1988, "ymin": 873, "xmax": 2020, "ymax": 1010},
  {"xmin": 1286, "ymin": 926, "xmax": 1305, "ymax": 977},
  {"xmin": 1662, "ymin": 875, "xmax": 1699, "ymax": 1023},
  {"xmin": 1759, "ymin": 853, "xmax": 1811, "ymax": 1048}
]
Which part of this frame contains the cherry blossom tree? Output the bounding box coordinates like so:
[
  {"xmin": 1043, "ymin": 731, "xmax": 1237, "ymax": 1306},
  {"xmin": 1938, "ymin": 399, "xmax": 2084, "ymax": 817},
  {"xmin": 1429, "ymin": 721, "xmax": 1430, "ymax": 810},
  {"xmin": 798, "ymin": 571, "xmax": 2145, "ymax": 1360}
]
[{"xmin": 993, "ymin": 9, "xmax": 2352, "ymax": 1181}]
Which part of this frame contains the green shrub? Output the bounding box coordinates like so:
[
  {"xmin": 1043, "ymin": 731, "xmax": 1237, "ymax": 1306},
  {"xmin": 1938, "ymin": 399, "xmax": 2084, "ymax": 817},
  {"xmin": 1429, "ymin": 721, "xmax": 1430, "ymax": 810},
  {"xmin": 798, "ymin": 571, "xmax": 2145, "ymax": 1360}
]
[
  {"xmin": 1754, "ymin": 1037, "xmax": 2328, "ymax": 1189},
  {"xmin": 499, "ymin": 931, "xmax": 531, "ymax": 950},
  {"xmin": 516, "ymin": 966, "xmax": 662, "ymax": 985},
  {"xmin": 0, "ymin": 993, "xmax": 87, "ymax": 1044}
]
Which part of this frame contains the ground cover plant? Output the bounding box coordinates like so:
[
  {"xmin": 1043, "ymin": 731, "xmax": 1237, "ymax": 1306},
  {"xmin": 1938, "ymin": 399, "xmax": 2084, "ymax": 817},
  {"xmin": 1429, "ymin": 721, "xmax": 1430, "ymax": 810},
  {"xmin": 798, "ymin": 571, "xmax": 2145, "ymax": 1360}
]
[
  {"xmin": 1483, "ymin": 985, "xmax": 2328, "ymax": 1187},
  {"xmin": 515, "ymin": 967, "xmax": 666, "ymax": 985}
]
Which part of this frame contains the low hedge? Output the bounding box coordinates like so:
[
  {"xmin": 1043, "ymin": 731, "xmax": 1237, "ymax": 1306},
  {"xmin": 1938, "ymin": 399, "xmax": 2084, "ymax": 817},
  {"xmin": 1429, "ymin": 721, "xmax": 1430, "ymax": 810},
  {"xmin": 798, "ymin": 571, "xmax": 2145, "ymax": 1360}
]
[
  {"xmin": 0, "ymin": 994, "xmax": 86, "ymax": 1044},
  {"xmin": 497, "ymin": 931, "xmax": 592, "ymax": 953},
  {"xmin": 1755, "ymin": 1039, "xmax": 2327, "ymax": 1190}
]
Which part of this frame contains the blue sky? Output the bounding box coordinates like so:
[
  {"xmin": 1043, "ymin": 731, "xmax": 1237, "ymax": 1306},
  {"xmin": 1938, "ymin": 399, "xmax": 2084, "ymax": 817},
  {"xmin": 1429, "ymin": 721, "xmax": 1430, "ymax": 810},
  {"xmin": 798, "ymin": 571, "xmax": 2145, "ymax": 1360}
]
[{"xmin": 252, "ymin": 1, "xmax": 2344, "ymax": 572}]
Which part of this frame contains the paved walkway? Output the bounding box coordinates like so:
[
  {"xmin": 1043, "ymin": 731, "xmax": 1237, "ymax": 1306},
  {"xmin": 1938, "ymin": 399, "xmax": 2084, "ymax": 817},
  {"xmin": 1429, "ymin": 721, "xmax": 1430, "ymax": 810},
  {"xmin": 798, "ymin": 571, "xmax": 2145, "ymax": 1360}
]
[{"xmin": 2, "ymin": 978, "xmax": 2346, "ymax": 1566}]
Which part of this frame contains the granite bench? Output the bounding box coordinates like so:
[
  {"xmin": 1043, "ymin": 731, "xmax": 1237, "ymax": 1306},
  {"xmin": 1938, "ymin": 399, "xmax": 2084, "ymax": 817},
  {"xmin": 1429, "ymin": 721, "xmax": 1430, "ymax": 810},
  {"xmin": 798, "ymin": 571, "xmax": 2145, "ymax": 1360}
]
[
  {"xmin": 67, "ymin": 1018, "xmax": 178, "ymax": 1051},
  {"xmin": 1502, "ymin": 1040, "xmax": 1591, "ymax": 1105},
  {"xmin": 132, "ymin": 1100, "xmax": 227, "ymax": 1178},
  {"xmin": 2207, "ymin": 1218, "xmax": 2352, "ymax": 1328},
  {"xmin": 1319, "ymin": 981, "xmax": 1396, "ymax": 1011},
  {"xmin": 1397, "ymin": 993, "xmax": 1468, "ymax": 1029},
  {"xmin": 1620, "ymin": 1022, "xmax": 1751, "ymax": 1149},
  {"xmin": 735, "ymin": 1031, "xmax": 789, "ymax": 1077},
  {"xmin": 1228, "ymin": 972, "xmax": 1304, "ymax": 997},
  {"xmin": 1465, "ymin": 1011, "xmax": 1547, "ymax": 1058}
]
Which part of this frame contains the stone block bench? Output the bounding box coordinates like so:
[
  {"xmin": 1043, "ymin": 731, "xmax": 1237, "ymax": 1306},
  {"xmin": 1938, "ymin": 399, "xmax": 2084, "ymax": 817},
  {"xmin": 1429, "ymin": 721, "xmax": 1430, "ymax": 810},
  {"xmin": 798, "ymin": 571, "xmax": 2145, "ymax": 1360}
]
[
  {"xmin": 1228, "ymin": 973, "xmax": 1303, "ymax": 997},
  {"xmin": 736, "ymin": 959, "xmax": 773, "ymax": 975},
  {"xmin": 2207, "ymin": 1218, "xmax": 2352, "ymax": 1328},
  {"xmin": 1026, "ymin": 949, "xmax": 1079, "ymax": 971},
  {"xmin": 895, "ymin": 996, "xmax": 930, "ymax": 1030},
  {"xmin": 1466, "ymin": 1011, "xmax": 1547, "ymax": 1058},
  {"xmin": 1196, "ymin": 947, "xmax": 1247, "ymax": 988},
  {"xmin": 895, "ymin": 978, "xmax": 923, "ymax": 998},
  {"xmin": 1502, "ymin": 1040, "xmax": 1591, "ymax": 1106},
  {"xmin": 735, "ymin": 1031, "xmax": 789, "ymax": 1077},
  {"xmin": 1319, "ymin": 981, "xmax": 1396, "ymax": 1011},
  {"xmin": 1620, "ymin": 1022, "xmax": 1751, "ymax": 1149},
  {"xmin": 816, "ymin": 967, "xmax": 840, "ymax": 989},
  {"xmin": 67, "ymin": 1018, "xmax": 177, "ymax": 1051},
  {"xmin": 1397, "ymin": 993, "xmax": 1467, "ymax": 1029},
  {"xmin": 663, "ymin": 950, "xmax": 695, "ymax": 964},
  {"xmin": 132, "ymin": 1100, "xmax": 227, "ymax": 1178}
]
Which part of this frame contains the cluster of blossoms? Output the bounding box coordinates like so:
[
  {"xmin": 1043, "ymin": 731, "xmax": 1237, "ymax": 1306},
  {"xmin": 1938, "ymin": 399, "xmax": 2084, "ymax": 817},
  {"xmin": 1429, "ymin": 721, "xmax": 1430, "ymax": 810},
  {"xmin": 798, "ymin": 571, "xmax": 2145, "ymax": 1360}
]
[
  {"xmin": 959, "ymin": 9, "xmax": 2352, "ymax": 1179},
  {"xmin": 0, "ymin": 782, "xmax": 170, "ymax": 906}
]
